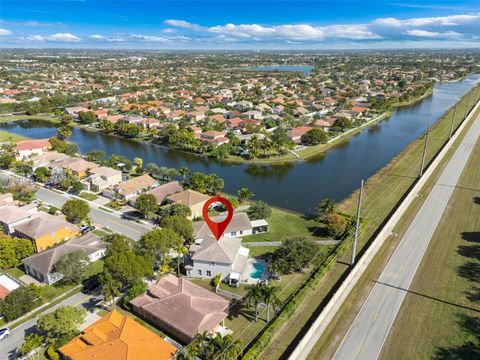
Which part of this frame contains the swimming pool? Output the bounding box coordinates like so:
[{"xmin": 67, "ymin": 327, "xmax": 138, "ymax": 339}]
[{"xmin": 249, "ymin": 262, "xmax": 267, "ymax": 279}]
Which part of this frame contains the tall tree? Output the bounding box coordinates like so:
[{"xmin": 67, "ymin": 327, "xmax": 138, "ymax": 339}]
[
  {"xmin": 61, "ymin": 199, "xmax": 90, "ymax": 223},
  {"xmin": 55, "ymin": 250, "xmax": 89, "ymax": 283},
  {"xmin": 315, "ymin": 198, "xmax": 337, "ymax": 221},
  {"xmin": 135, "ymin": 193, "xmax": 158, "ymax": 219},
  {"xmin": 37, "ymin": 306, "xmax": 86, "ymax": 345},
  {"xmin": 237, "ymin": 187, "xmax": 255, "ymax": 204},
  {"xmin": 100, "ymin": 272, "xmax": 121, "ymax": 309},
  {"xmin": 138, "ymin": 228, "xmax": 183, "ymax": 271}
]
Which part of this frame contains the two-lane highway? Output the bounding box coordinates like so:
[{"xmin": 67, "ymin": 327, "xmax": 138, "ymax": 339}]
[{"xmin": 332, "ymin": 111, "xmax": 480, "ymax": 360}]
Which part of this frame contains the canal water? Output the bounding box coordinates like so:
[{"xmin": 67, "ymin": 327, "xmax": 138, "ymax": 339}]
[{"xmin": 1, "ymin": 74, "xmax": 479, "ymax": 213}]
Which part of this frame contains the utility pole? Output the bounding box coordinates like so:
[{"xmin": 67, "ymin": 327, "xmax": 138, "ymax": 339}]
[
  {"xmin": 464, "ymin": 92, "xmax": 472, "ymax": 120},
  {"xmin": 351, "ymin": 179, "xmax": 364, "ymax": 265},
  {"xmin": 448, "ymin": 102, "xmax": 457, "ymax": 139},
  {"xmin": 419, "ymin": 124, "xmax": 430, "ymax": 178}
]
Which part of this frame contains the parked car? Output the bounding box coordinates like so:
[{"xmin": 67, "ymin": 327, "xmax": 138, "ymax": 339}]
[
  {"xmin": 81, "ymin": 225, "xmax": 96, "ymax": 235},
  {"xmin": 0, "ymin": 327, "xmax": 10, "ymax": 340},
  {"xmin": 81, "ymin": 275, "xmax": 100, "ymax": 294}
]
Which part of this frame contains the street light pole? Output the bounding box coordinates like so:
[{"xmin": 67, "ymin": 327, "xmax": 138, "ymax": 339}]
[
  {"xmin": 448, "ymin": 102, "xmax": 457, "ymax": 140},
  {"xmin": 351, "ymin": 179, "xmax": 364, "ymax": 265},
  {"xmin": 419, "ymin": 124, "xmax": 430, "ymax": 178}
]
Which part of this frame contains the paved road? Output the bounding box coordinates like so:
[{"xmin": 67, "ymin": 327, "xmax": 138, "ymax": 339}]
[
  {"xmin": 1, "ymin": 291, "xmax": 102, "ymax": 360},
  {"xmin": 35, "ymin": 187, "xmax": 152, "ymax": 240},
  {"xmin": 332, "ymin": 112, "xmax": 480, "ymax": 360}
]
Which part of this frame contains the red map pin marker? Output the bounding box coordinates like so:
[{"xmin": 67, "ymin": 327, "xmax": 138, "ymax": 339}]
[{"xmin": 202, "ymin": 194, "xmax": 234, "ymax": 241}]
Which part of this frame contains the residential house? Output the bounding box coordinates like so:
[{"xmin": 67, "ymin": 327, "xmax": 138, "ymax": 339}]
[
  {"xmin": 22, "ymin": 233, "xmax": 106, "ymax": 284},
  {"xmin": 87, "ymin": 166, "xmax": 123, "ymax": 192},
  {"xmin": 165, "ymin": 189, "xmax": 210, "ymax": 219},
  {"xmin": 14, "ymin": 212, "xmax": 79, "ymax": 252},
  {"xmin": 14, "ymin": 139, "xmax": 51, "ymax": 160},
  {"xmin": 185, "ymin": 235, "xmax": 250, "ymax": 285},
  {"xmin": 50, "ymin": 157, "xmax": 99, "ymax": 179},
  {"xmin": 131, "ymin": 275, "xmax": 229, "ymax": 344},
  {"xmin": 31, "ymin": 151, "xmax": 70, "ymax": 170},
  {"xmin": 312, "ymin": 120, "xmax": 331, "ymax": 132},
  {"xmin": 287, "ymin": 126, "xmax": 314, "ymax": 143},
  {"xmin": 200, "ymin": 131, "xmax": 229, "ymax": 146},
  {"xmin": 129, "ymin": 181, "xmax": 183, "ymax": 206},
  {"xmin": 0, "ymin": 203, "xmax": 37, "ymax": 234},
  {"xmin": 0, "ymin": 274, "xmax": 20, "ymax": 300},
  {"xmin": 114, "ymin": 174, "xmax": 157, "ymax": 200},
  {"xmin": 59, "ymin": 311, "xmax": 177, "ymax": 360},
  {"xmin": 194, "ymin": 212, "xmax": 253, "ymax": 238}
]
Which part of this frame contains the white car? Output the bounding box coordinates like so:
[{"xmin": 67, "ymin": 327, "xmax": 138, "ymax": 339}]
[{"xmin": 0, "ymin": 327, "xmax": 10, "ymax": 340}]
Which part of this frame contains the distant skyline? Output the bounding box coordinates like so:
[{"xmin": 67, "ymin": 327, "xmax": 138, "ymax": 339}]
[{"xmin": 1, "ymin": 0, "xmax": 480, "ymax": 49}]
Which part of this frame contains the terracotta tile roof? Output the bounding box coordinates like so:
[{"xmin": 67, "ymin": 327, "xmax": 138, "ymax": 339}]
[
  {"xmin": 59, "ymin": 311, "xmax": 177, "ymax": 360},
  {"xmin": 15, "ymin": 139, "xmax": 51, "ymax": 151},
  {"xmin": 166, "ymin": 189, "xmax": 209, "ymax": 207},
  {"xmin": 116, "ymin": 174, "xmax": 157, "ymax": 196},
  {"xmin": 131, "ymin": 275, "xmax": 229, "ymax": 342}
]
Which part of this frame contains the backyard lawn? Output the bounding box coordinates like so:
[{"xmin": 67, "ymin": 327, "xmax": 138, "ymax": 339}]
[
  {"xmin": 242, "ymin": 207, "xmax": 326, "ymax": 243},
  {"xmin": 0, "ymin": 130, "xmax": 26, "ymax": 143}
]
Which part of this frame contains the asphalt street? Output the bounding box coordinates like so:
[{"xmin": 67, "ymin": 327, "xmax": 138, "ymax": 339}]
[
  {"xmin": 35, "ymin": 187, "xmax": 152, "ymax": 240},
  {"xmin": 332, "ymin": 112, "xmax": 480, "ymax": 360},
  {"xmin": 1, "ymin": 291, "xmax": 102, "ymax": 360}
]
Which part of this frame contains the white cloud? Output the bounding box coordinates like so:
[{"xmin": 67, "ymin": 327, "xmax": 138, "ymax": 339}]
[
  {"xmin": 25, "ymin": 33, "xmax": 80, "ymax": 42},
  {"xmin": 404, "ymin": 30, "xmax": 462, "ymax": 38},
  {"xmin": 374, "ymin": 13, "xmax": 480, "ymax": 27},
  {"xmin": 130, "ymin": 34, "xmax": 170, "ymax": 42},
  {"xmin": 164, "ymin": 19, "xmax": 203, "ymax": 31},
  {"xmin": 0, "ymin": 28, "xmax": 12, "ymax": 35}
]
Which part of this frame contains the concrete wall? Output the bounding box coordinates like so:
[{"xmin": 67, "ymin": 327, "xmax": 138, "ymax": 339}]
[{"xmin": 187, "ymin": 259, "xmax": 232, "ymax": 281}]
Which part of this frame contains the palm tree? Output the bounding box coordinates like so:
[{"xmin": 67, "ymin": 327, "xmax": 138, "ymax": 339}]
[
  {"xmin": 210, "ymin": 333, "xmax": 243, "ymax": 360},
  {"xmin": 244, "ymin": 284, "xmax": 262, "ymax": 321},
  {"xmin": 182, "ymin": 341, "xmax": 200, "ymax": 360},
  {"xmin": 194, "ymin": 331, "xmax": 213, "ymax": 358},
  {"xmin": 237, "ymin": 187, "xmax": 254, "ymax": 204},
  {"xmin": 315, "ymin": 198, "xmax": 338, "ymax": 221},
  {"xmin": 173, "ymin": 244, "xmax": 188, "ymax": 275},
  {"xmin": 259, "ymin": 284, "xmax": 280, "ymax": 322},
  {"xmin": 57, "ymin": 126, "xmax": 72, "ymax": 141},
  {"xmin": 100, "ymin": 273, "xmax": 121, "ymax": 310},
  {"xmin": 179, "ymin": 166, "xmax": 190, "ymax": 184}
]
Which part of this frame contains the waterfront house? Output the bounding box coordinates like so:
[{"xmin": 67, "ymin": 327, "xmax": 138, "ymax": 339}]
[
  {"xmin": 114, "ymin": 173, "xmax": 157, "ymax": 200},
  {"xmin": 31, "ymin": 151, "xmax": 70, "ymax": 170},
  {"xmin": 22, "ymin": 233, "xmax": 106, "ymax": 284},
  {"xmin": 60, "ymin": 311, "xmax": 177, "ymax": 360},
  {"xmin": 165, "ymin": 189, "xmax": 210, "ymax": 219},
  {"xmin": 185, "ymin": 235, "xmax": 250, "ymax": 285},
  {"xmin": 87, "ymin": 166, "xmax": 123, "ymax": 192},
  {"xmin": 129, "ymin": 181, "xmax": 183, "ymax": 206},
  {"xmin": 194, "ymin": 212, "xmax": 256, "ymax": 238},
  {"xmin": 312, "ymin": 120, "xmax": 331, "ymax": 132},
  {"xmin": 287, "ymin": 126, "xmax": 314, "ymax": 143},
  {"xmin": 200, "ymin": 131, "xmax": 229, "ymax": 146},
  {"xmin": 14, "ymin": 212, "xmax": 79, "ymax": 252},
  {"xmin": 131, "ymin": 275, "xmax": 229, "ymax": 344},
  {"xmin": 50, "ymin": 157, "xmax": 99, "ymax": 179},
  {"xmin": 14, "ymin": 138, "xmax": 51, "ymax": 160}
]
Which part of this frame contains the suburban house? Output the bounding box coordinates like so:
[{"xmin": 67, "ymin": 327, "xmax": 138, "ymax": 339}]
[
  {"xmin": 50, "ymin": 157, "xmax": 99, "ymax": 179},
  {"xmin": 113, "ymin": 174, "xmax": 157, "ymax": 200},
  {"xmin": 200, "ymin": 131, "xmax": 229, "ymax": 146},
  {"xmin": 287, "ymin": 126, "xmax": 314, "ymax": 143},
  {"xmin": 129, "ymin": 181, "xmax": 183, "ymax": 206},
  {"xmin": 59, "ymin": 311, "xmax": 178, "ymax": 360},
  {"xmin": 185, "ymin": 235, "xmax": 250, "ymax": 285},
  {"xmin": 86, "ymin": 166, "xmax": 123, "ymax": 192},
  {"xmin": 13, "ymin": 212, "xmax": 79, "ymax": 252},
  {"xmin": 22, "ymin": 233, "xmax": 106, "ymax": 284},
  {"xmin": 0, "ymin": 274, "xmax": 20, "ymax": 299},
  {"xmin": 194, "ymin": 212, "xmax": 252, "ymax": 238},
  {"xmin": 14, "ymin": 139, "xmax": 51, "ymax": 160},
  {"xmin": 0, "ymin": 203, "xmax": 38, "ymax": 234},
  {"xmin": 165, "ymin": 189, "xmax": 210, "ymax": 219},
  {"xmin": 131, "ymin": 275, "xmax": 229, "ymax": 343},
  {"xmin": 31, "ymin": 151, "xmax": 70, "ymax": 170}
]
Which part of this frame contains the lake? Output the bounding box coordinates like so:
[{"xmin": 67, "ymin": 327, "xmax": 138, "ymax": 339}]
[{"xmin": 1, "ymin": 74, "xmax": 479, "ymax": 213}]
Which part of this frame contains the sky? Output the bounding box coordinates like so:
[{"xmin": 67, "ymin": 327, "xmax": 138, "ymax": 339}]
[{"xmin": 0, "ymin": 0, "xmax": 479, "ymax": 49}]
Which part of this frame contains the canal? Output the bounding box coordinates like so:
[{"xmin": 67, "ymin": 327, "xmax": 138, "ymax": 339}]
[{"xmin": 1, "ymin": 74, "xmax": 479, "ymax": 213}]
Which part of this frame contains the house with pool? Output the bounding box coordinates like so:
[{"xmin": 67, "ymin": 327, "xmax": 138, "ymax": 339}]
[{"xmin": 185, "ymin": 234, "xmax": 267, "ymax": 286}]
